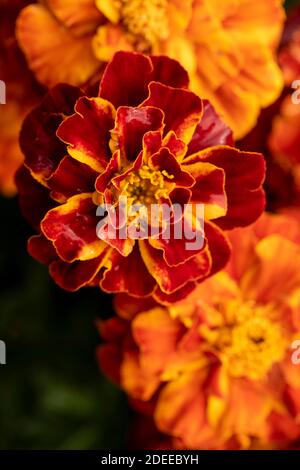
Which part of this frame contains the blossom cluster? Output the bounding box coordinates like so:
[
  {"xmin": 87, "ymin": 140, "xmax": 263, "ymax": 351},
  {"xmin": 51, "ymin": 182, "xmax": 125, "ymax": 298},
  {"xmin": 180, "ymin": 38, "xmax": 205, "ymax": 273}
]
[{"xmin": 1, "ymin": 0, "xmax": 300, "ymax": 450}]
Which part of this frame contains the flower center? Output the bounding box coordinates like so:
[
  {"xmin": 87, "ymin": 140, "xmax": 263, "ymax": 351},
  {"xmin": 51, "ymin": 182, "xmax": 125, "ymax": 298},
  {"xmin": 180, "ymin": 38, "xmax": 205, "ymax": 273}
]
[
  {"xmin": 121, "ymin": 165, "xmax": 174, "ymax": 206},
  {"xmin": 118, "ymin": 0, "xmax": 169, "ymax": 51},
  {"xmin": 200, "ymin": 300, "xmax": 288, "ymax": 380}
]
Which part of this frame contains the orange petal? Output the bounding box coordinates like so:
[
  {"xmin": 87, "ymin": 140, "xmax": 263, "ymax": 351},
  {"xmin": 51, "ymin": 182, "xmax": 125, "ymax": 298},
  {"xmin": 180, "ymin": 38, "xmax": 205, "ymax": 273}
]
[
  {"xmin": 16, "ymin": 4, "xmax": 100, "ymax": 87},
  {"xmin": 47, "ymin": 0, "xmax": 103, "ymax": 34},
  {"xmin": 93, "ymin": 24, "xmax": 133, "ymax": 62}
]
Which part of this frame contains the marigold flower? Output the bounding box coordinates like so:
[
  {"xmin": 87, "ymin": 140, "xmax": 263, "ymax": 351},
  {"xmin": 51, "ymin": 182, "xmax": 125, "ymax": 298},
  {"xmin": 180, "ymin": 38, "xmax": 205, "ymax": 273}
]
[
  {"xmin": 239, "ymin": 6, "xmax": 300, "ymax": 210},
  {"xmin": 17, "ymin": 52, "xmax": 265, "ymax": 301},
  {"xmin": 0, "ymin": 0, "xmax": 42, "ymax": 196},
  {"xmin": 99, "ymin": 213, "xmax": 300, "ymax": 449},
  {"xmin": 267, "ymin": 8, "xmax": 300, "ymax": 209},
  {"xmin": 16, "ymin": 0, "xmax": 285, "ymax": 138}
]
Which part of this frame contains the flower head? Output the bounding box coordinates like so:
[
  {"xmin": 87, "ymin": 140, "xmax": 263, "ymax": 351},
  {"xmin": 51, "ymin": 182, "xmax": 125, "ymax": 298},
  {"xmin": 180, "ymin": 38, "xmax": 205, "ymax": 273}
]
[
  {"xmin": 16, "ymin": 0, "xmax": 285, "ymax": 138},
  {"xmin": 238, "ymin": 6, "xmax": 300, "ymax": 211},
  {"xmin": 17, "ymin": 52, "xmax": 265, "ymax": 302},
  {"xmin": 0, "ymin": 0, "xmax": 42, "ymax": 196},
  {"xmin": 99, "ymin": 213, "xmax": 300, "ymax": 449},
  {"xmin": 268, "ymin": 7, "xmax": 300, "ymax": 188}
]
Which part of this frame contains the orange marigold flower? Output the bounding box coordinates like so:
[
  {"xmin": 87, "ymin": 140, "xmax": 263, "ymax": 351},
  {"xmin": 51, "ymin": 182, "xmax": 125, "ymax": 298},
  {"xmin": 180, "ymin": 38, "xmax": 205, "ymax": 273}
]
[
  {"xmin": 239, "ymin": 6, "xmax": 300, "ymax": 211},
  {"xmin": 268, "ymin": 7, "xmax": 300, "ymax": 207},
  {"xmin": 17, "ymin": 52, "xmax": 265, "ymax": 302},
  {"xmin": 0, "ymin": 0, "xmax": 42, "ymax": 196},
  {"xmin": 15, "ymin": 0, "xmax": 285, "ymax": 138},
  {"xmin": 99, "ymin": 213, "xmax": 300, "ymax": 449},
  {"xmin": 268, "ymin": 3, "xmax": 300, "ymax": 185}
]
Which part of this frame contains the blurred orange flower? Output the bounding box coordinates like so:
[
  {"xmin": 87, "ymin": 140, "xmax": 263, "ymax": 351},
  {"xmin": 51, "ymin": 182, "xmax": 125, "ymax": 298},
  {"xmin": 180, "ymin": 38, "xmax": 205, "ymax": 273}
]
[
  {"xmin": 239, "ymin": 6, "xmax": 300, "ymax": 210},
  {"xmin": 0, "ymin": 0, "xmax": 42, "ymax": 196},
  {"xmin": 16, "ymin": 0, "xmax": 285, "ymax": 138},
  {"xmin": 99, "ymin": 213, "xmax": 300, "ymax": 449},
  {"xmin": 268, "ymin": 8, "xmax": 300, "ymax": 193}
]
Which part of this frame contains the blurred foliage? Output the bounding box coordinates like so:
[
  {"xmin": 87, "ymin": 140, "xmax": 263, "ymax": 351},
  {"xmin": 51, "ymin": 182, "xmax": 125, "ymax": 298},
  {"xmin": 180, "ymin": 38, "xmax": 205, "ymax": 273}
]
[{"xmin": 0, "ymin": 197, "xmax": 129, "ymax": 449}]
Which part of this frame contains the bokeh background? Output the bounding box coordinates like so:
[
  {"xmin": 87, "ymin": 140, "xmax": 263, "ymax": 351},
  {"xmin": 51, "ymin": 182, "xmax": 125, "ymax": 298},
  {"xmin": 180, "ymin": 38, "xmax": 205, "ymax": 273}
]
[
  {"xmin": 0, "ymin": 196, "xmax": 129, "ymax": 449},
  {"xmin": 0, "ymin": 0, "xmax": 298, "ymax": 450}
]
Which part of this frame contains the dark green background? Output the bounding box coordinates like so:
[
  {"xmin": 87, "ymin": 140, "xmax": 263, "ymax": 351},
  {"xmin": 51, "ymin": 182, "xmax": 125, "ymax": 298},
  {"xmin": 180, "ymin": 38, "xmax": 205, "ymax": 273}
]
[
  {"xmin": 0, "ymin": 0, "xmax": 298, "ymax": 450},
  {"xmin": 0, "ymin": 197, "xmax": 129, "ymax": 449}
]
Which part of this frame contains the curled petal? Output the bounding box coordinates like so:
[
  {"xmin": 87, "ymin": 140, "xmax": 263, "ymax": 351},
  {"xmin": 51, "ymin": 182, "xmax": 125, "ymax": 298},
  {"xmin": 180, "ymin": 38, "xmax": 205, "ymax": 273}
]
[
  {"xmin": 142, "ymin": 82, "xmax": 203, "ymax": 145},
  {"xmin": 149, "ymin": 55, "xmax": 189, "ymax": 89},
  {"xmin": 20, "ymin": 84, "xmax": 83, "ymax": 184},
  {"xmin": 99, "ymin": 51, "xmax": 190, "ymax": 108},
  {"xmin": 149, "ymin": 213, "xmax": 205, "ymax": 267},
  {"xmin": 50, "ymin": 255, "xmax": 105, "ymax": 291},
  {"xmin": 139, "ymin": 240, "xmax": 211, "ymax": 294},
  {"xmin": 183, "ymin": 160, "xmax": 227, "ymax": 220},
  {"xmin": 100, "ymin": 52, "xmax": 154, "ymax": 108},
  {"xmin": 95, "ymin": 150, "xmax": 121, "ymax": 194},
  {"xmin": 187, "ymin": 146, "xmax": 266, "ymax": 229},
  {"xmin": 111, "ymin": 106, "xmax": 164, "ymax": 161},
  {"xmin": 47, "ymin": 0, "xmax": 103, "ymax": 32},
  {"xmin": 150, "ymin": 148, "xmax": 195, "ymax": 187},
  {"xmin": 153, "ymin": 282, "xmax": 197, "ymax": 306},
  {"xmin": 57, "ymin": 96, "xmax": 116, "ymax": 173},
  {"xmin": 15, "ymin": 166, "xmax": 55, "ymax": 230},
  {"xmin": 48, "ymin": 155, "xmax": 98, "ymax": 202},
  {"xmin": 41, "ymin": 194, "xmax": 105, "ymax": 262},
  {"xmin": 101, "ymin": 244, "xmax": 156, "ymax": 297},
  {"xmin": 187, "ymin": 100, "xmax": 234, "ymax": 155},
  {"xmin": 28, "ymin": 234, "xmax": 58, "ymax": 265},
  {"xmin": 205, "ymin": 221, "xmax": 231, "ymax": 276},
  {"xmin": 16, "ymin": 4, "xmax": 100, "ymax": 87}
]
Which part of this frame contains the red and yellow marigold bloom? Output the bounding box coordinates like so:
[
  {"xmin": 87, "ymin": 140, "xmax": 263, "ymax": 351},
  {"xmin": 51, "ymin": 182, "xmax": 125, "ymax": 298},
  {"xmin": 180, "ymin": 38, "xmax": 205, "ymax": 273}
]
[
  {"xmin": 99, "ymin": 213, "xmax": 300, "ymax": 449},
  {"xmin": 17, "ymin": 52, "xmax": 265, "ymax": 302},
  {"xmin": 16, "ymin": 0, "xmax": 285, "ymax": 138}
]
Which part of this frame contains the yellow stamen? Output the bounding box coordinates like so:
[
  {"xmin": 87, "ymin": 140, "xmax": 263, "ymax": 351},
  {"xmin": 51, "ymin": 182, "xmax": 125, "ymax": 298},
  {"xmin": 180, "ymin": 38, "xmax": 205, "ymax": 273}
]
[
  {"xmin": 123, "ymin": 165, "xmax": 173, "ymax": 206},
  {"xmin": 118, "ymin": 0, "xmax": 169, "ymax": 51},
  {"xmin": 200, "ymin": 299, "xmax": 288, "ymax": 380}
]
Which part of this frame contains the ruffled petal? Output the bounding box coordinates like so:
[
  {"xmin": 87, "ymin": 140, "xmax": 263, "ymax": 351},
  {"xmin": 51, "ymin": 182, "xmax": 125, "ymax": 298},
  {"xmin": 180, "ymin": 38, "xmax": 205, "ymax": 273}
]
[
  {"xmin": 150, "ymin": 148, "xmax": 195, "ymax": 187},
  {"xmin": 182, "ymin": 160, "xmax": 227, "ymax": 220},
  {"xmin": 100, "ymin": 52, "xmax": 154, "ymax": 108},
  {"xmin": 99, "ymin": 51, "xmax": 190, "ymax": 108},
  {"xmin": 149, "ymin": 212, "xmax": 205, "ymax": 267},
  {"xmin": 16, "ymin": 4, "xmax": 100, "ymax": 87},
  {"xmin": 41, "ymin": 193, "xmax": 105, "ymax": 262},
  {"xmin": 20, "ymin": 84, "xmax": 83, "ymax": 184},
  {"xmin": 187, "ymin": 100, "xmax": 234, "ymax": 155},
  {"xmin": 48, "ymin": 155, "xmax": 98, "ymax": 202},
  {"xmin": 101, "ymin": 244, "xmax": 156, "ymax": 297},
  {"xmin": 187, "ymin": 146, "xmax": 266, "ymax": 229},
  {"xmin": 57, "ymin": 96, "xmax": 115, "ymax": 173},
  {"xmin": 47, "ymin": 0, "xmax": 103, "ymax": 33},
  {"xmin": 205, "ymin": 221, "xmax": 231, "ymax": 276},
  {"xmin": 142, "ymin": 82, "xmax": 203, "ymax": 144},
  {"xmin": 28, "ymin": 234, "xmax": 58, "ymax": 265},
  {"xmin": 153, "ymin": 282, "xmax": 197, "ymax": 306},
  {"xmin": 15, "ymin": 166, "xmax": 55, "ymax": 231},
  {"xmin": 111, "ymin": 106, "xmax": 164, "ymax": 161},
  {"xmin": 49, "ymin": 255, "xmax": 105, "ymax": 291},
  {"xmin": 139, "ymin": 240, "xmax": 211, "ymax": 294},
  {"xmin": 149, "ymin": 55, "xmax": 189, "ymax": 89},
  {"xmin": 241, "ymin": 235, "xmax": 300, "ymax": 304}
]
